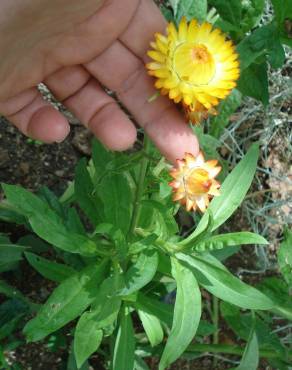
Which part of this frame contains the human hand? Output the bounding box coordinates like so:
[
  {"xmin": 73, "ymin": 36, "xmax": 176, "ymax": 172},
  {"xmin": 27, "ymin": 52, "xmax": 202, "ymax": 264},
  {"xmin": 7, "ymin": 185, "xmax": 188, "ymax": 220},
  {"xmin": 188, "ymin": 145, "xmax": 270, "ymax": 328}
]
[{"xmin": 0, "ymin": 0, "xmax": 198, "ymax": 162}]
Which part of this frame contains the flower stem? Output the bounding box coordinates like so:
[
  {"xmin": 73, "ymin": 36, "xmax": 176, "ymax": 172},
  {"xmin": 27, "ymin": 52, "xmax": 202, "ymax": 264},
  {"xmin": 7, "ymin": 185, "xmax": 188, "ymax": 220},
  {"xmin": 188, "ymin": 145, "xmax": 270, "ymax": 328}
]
[
  {"xmin": 129, "ymin": 134, "xmax": 150, "ymax": 239},
  {"xmin": 212, "ymin": 296, "xmax": 219, "ymax": 367}
]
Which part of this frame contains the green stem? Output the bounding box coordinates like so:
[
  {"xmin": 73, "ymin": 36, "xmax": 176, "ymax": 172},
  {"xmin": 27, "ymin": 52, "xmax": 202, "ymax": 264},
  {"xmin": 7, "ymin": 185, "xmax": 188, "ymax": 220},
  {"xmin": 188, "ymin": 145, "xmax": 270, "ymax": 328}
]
[
  {"xmin": 128, "ymin": 135, "xmax": 151, "ymax": 239},
  {"xmin": 212, "ymin": 296, "xmax": 219, "ymax": 367},
  {"xmin": 187, "ymin": 343, "xmax": 292, "ymax": 360}
]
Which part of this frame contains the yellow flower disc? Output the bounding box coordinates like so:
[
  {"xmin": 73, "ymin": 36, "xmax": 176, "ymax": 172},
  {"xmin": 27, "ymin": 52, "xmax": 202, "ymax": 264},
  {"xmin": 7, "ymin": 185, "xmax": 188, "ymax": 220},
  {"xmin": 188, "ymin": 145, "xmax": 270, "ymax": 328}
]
[
  {"xmin": 147, "ymin": 17, "xmax": 240, "ymax": 123},
  {"xmin": 169, "ymin": 152, "xmax": 221, "ymax": 212}
]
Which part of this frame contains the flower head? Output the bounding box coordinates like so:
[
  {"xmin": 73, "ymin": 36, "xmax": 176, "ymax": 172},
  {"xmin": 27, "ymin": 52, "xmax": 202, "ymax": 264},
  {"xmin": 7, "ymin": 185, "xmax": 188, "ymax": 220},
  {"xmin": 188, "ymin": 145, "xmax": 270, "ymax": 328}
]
[
  {"xmin": 147, "ymin": 17, "xmax": 240, "ymax": 124},
  {"xmin": 169, "ymin": 152, "xmax": 221, "ymax": 212}
]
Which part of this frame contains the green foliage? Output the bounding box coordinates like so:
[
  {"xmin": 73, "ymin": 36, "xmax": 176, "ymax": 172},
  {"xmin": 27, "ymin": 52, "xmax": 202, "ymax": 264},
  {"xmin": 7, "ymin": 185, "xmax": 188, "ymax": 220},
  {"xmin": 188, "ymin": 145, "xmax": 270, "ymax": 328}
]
[
  {"xmin": 113, "ymin": 307, "xmax": 135, "ymax": 370},
  {"xmin": 209, "ymin": 89, "xmax": 242, "ymax": 138},
  {"xmin": 74, "ymin": 314, "xmax": 103, "ymax": 369},
  {"xmin": 2, "ymin": 184, "xmax": 98, "ymax": 257},
  {"xmin": 159, "ymin": 259, "xmax": 201, "ymax": 370},
  {"xmin": 177, "ymin": 253, "xmax": 274, "ymax": 309},
  {"xmin": 117, "ymin": 249, "xmax": 158, "ymax": 296},
  {"xmin": 172, "ymin": 0, "xmax": 208, "ymax": 23},
  {"xmin": 25, "ymin": 252, "xmax": 76, "ymax": 283},
  {"xmin": 24, "ymin": 260, "xmax": 109, "ymax": 341},
  {"xmin": 237, "ymin": 61, "xmax": 269, "ymax": 105},
  {"xmin": 2, "ymin": 135, "xmax": 291, "ymax": 367},
  {"xmin": 278, "ymin": 229, "xmax": 292, "ymax": 288},
  {"xmin": 235, "ymin": 327, "xmax": 259, "ymax": 370},
  {"xmin": 0, "ymin": 237, "xmax": 26, "ymax": 272},
  {"xmin": 137, "ymin": 309, "xmax": 164, "ymax": 347},
  {"xmin": 271, "ymin": 0, "xmax": 292, "ymax": 46}
]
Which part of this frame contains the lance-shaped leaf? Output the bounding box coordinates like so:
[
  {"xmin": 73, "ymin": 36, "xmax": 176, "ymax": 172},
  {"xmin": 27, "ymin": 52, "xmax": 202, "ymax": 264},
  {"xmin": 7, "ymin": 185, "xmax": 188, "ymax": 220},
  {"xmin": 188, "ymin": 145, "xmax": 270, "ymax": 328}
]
[
  {"xmin": 196, "ymin": 143, "xmax": 259, "ymax": 232},
  {"xmin": 278, "ymin": 228, "xmax": 292, "ymax": 288},
  {"xmin": 117, "ymin": 249, "xmax": 158, "ymax": 296},
  {"xmin": 235, "ymin": 327, "xmax": 259, "ymax": 370},
  {"xmin": 113, "ymin": 307, "xmax": 135, "ymax": 370},
  {"xmin": 137, "ymin": 309, "xmax": 164, "ymax": 347},
  {"xmin": 195, "ymin": 232, "xmax": 268, "ymax": 251},
  {"xmin": 74, "ymin": 313, "xmax": 103, "ymax": 369},
  {"xmin": 75, "ymin": 158, "xmax": 103, "ymax": 226},
  {"xmin": 159, "ymin": 258, "xmax": 201, "ymax": 370},
  {"xmin": 89, "ymin": 276, "xmax": 122, "ymax": 334},
  {"xmin": 24, "ymin": 260, "xmax": 108, "ymax": 341},
  {"xmin": 135, "ymin": 293, "xmax": 173, "ymax": 328},
  {"xmin": 177, "ymin": 253, "xmax": 274, "ymax": 310},
  {"xmin": 2, "ymin": 184, "xmax": 97, "ymax": 257},
  {"xmin": 25, "ymin": 252, "xmax": 76, "ymax": 283}
]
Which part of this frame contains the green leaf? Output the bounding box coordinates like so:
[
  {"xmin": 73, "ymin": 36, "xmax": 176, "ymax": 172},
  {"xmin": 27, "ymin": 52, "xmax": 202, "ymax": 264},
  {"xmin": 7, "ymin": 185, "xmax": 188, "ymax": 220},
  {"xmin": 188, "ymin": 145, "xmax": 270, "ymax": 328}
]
[
  {"xmin": 241, "ymin": 0, "xmax": 265, "ymax": 33},
  {"xmin": 221, "ymin": 301, "xmax": 286, "ymax": 357},
  {"xmin": 192, "ymin": 125, "xmax": 221, "ymax": 160},
  {"xmin": 236, "ymin": 327, "xmax": 259, "ymax": 370},
  {"xmin": 256, "ymin": 277, "xmax": 292, "ymax": 321},
  {"xmin": 176, "ymin": 253, "xmax": 274, "ymax": 310},
  {"xmin": 113, "ymin": 307, "xmax": 135, "ymax": 370},
  {"xmin": 75, "ymin": 158, "xmax": 103, "ymax": 226},
  {"xmin": 18, "ymin": 234, "xmax": 49, "ymax": 253},
  {"xmin": 89, "ymin": 276, "xmax": 122, "ymax": 335},
  {"xmin": 237, "ymin": 62, "xmax": 269, "ymax": 105},
  {"xmin": 271, "ymin": 0, "xmax": 292, "ymax": 44},
  {"xmin": 74, "ymin": 313, "xmax": 103, "ymax": 369},
  {"xmin": 0, "ymin": 243, "xmax": 26, "ymax": 272},
  {"xmin": 237, "ymin": 23, "xmax": 285, "ymax": 70},
  {"xmin": 278, "ymin": 229, "xmax": 292, "ymax": 288},
  {"xmin": 24, "ymin": 260, "xmax": 108, "ymax": 341},
  {"xmin": 208, "ymin": 0, "xmax": 242, "ymax": 25},
  {"xmin": 117, "ymin": 249, "xmax": 158, "ymax": 296},
  {"xmin": 159, "ymin": 259, "xmax": 201, "ymax": 370},
  {"xmin": 211, "ymin": 245, "xmax": 241, "ymax": 261},
  {"xmin": 98, "ymin": 173, "xmax": 133, "ymax": 235},
  {"xmin": 134, "ymin": 355, "xmax": 150, "ymax": 370},
  {"xmin": 0, "ymin": 280, "xmax": 34, "ymax": 308},
  {"xmin": 196, "ymin": 144, "xmax": 259, "ymax": 232},
  {"xmin": 38, "ymin": 186, "xmax": 65, "ymax": 218},
  {"xmin": 195, "ymin": 232, "xmax": 268, "ymax": 252},
  {"xmin": 179, "ymin": 209, "xmax": 212, "ymax": 247},
  {"xmin": 169, "ymin": 0, "xmax": 179, "ymax": 16},
  {"xmin": 190, "ymin": 144, "xmax": 259, "ymax": 234},
  {"xmin": 137, "ymin": 309, "xmax": 164, "ymax": 347},
  {"xmin": 135, "ymin": 293, "xmax": 173, "ymax": 328},
  {"xmin": 2, "ymin": 184, "xmax": 98, "ymax": 257},
  {"xmin": 92, "ymin": 139, "xmax": 114, "ymax": 181},
  {"xmin": 176, "ymin": 0, "xmax": 207, "ymax": 22},
  {"xmin": 24, "ymin": 252, "xmax": 76, "ymax": 283},
  {"xmin": 67, "ymin": 343, "xmax": 90, "ymax": 370},
  {"xmin": 209, "ymin": 89, "xmax": 242, "ymax": 139},
  {"xmin": 0, "ymin": 299, "xmax": 29, "ymax": 340}
]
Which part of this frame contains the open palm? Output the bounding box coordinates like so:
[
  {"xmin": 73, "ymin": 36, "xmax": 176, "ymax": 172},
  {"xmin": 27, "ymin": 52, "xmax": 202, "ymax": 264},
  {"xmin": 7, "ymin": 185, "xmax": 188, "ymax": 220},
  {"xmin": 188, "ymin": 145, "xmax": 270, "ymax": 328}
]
[{"xmin": 0, "ymin": 0, "xmax": 198, "ymax": 162}]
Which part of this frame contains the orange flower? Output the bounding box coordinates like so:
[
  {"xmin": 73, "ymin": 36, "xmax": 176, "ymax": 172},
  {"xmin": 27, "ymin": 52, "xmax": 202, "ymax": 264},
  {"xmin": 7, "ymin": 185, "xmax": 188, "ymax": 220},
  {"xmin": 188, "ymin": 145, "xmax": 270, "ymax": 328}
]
[
  {"xmin": 147, "ymin": 17, "xmax": 240, "ymax": 124},
  {"xmin": 169, "ymin": 152, "xmax": 221, "ymax": 212}
]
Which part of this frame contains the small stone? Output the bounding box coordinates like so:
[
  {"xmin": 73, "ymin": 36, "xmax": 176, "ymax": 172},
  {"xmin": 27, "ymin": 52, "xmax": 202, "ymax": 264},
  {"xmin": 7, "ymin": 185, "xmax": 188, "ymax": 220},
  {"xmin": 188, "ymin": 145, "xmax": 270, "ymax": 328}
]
[
  {"xmin": 55, "ymin": 170, "xmax": 65, "ymax": 177},
  {"xmin": 72, "ymin": 128, "xmax": 92, "ymax": 156},
  {"xmin": 19, "ymin": 162, "xmax": 30, "ymax": 175}
]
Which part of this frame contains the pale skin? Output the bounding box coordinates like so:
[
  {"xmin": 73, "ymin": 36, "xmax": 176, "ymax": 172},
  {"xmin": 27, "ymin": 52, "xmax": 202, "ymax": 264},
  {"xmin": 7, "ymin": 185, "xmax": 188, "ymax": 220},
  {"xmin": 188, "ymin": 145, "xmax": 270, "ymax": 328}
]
[{"xmin": 0, "ymin": 0, "xmax": 199, "ymax": 163}]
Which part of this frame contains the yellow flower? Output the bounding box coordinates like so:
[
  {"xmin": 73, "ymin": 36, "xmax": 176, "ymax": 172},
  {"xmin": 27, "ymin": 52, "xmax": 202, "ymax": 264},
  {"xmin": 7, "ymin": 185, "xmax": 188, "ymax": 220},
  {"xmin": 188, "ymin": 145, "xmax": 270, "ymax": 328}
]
[
  {"xmin": 147, "ymin": 17, "xmax": 240, "ymax": 123},
  {"xmin": 169, "ymin": 152, "xmax": 221, "ymax": 212}
]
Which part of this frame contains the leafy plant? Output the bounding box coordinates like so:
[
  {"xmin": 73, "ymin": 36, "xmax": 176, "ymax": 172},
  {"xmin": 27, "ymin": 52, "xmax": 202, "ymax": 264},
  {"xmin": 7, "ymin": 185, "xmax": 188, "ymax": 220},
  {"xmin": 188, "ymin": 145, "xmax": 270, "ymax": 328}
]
[{"xmin": 1, "ymin": 137, "xmax": 291, "ymax": 369}]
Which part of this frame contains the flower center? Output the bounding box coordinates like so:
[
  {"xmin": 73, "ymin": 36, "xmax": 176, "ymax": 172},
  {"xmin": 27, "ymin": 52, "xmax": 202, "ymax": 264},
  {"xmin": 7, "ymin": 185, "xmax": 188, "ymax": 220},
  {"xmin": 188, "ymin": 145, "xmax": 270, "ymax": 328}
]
[
  {"xmin": 185, "ymin": 168, "xmax": 212, "ymax": 195},
  {"xmin": 173, "ymin": 43, "xmax": 216, "ymax": 85}
]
